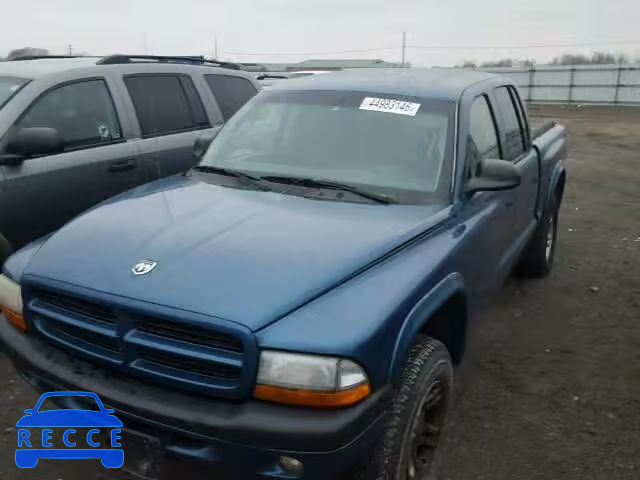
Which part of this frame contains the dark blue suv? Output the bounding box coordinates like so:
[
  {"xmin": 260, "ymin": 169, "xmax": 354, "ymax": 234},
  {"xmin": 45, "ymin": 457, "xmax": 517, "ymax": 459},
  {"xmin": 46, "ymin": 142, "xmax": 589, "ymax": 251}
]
[{"xmin": 0, "ymin": 68, "xmax": 566, "ymax": 479}]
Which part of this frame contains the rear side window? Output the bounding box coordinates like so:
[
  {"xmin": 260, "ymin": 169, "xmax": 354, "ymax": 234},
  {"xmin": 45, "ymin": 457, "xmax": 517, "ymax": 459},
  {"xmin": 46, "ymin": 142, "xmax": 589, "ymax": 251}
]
[
  {"xmin": 124, "ymin": 75, "xmax": 209, "ymax": 137},
  {"xmin": 468, "ymin": 96, "xmax": 500, "ymax": 177},
  {"xmin": 204, "ymin": 75, "xmax": 257, "ymax": 120},
  {"xmin": 17, "ymin": 79, "xmax": 122, "ymax": 149},
  {"xmin": 493, "ymin": 86, "xmax": 525, "ymax": 160}
]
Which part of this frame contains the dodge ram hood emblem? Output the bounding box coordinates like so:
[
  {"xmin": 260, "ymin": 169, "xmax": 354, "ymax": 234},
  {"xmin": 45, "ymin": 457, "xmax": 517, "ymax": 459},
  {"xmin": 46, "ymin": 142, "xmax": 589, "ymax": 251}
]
[{"xmin": 131, "ymin": 260, "xmax": 157, "ymax": 275}]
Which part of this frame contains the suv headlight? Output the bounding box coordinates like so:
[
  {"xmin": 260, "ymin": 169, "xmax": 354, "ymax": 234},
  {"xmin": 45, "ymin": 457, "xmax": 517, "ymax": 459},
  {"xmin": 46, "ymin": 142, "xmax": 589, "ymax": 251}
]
[
  {"xmin": 254, "ymin": 350, "xmax": 370, "ymax": 407},
  {"xmin": 0, "ymin": 274, "xmax": 26, "ymax": 332}
]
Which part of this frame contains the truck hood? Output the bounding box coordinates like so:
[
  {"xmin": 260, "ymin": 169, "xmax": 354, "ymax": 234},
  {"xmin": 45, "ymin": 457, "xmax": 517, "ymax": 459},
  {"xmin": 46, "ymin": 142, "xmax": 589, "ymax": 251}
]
[{"xmin": 25, "ymin": 175, "xmax": 447, "ymax": 331}]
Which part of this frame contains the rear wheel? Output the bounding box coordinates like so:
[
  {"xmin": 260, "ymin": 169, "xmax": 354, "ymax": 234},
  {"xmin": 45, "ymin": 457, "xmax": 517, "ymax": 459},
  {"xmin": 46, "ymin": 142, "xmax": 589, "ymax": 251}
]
[
  {"xmin": 356, "ymin": 336, "xmax": 453, "ymax": 480},
  {"xmin": 518, "ymin": 200, "xmax": 559, "ymax": 278}
]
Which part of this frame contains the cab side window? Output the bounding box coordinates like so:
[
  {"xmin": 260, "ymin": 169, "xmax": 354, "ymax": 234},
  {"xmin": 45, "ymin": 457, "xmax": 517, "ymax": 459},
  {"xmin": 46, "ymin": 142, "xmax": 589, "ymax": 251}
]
[
  {"xmin": 17, "ymin": 79, "xmax": 122, "ymax": 150},
  {"xmin": 468, "ymin": 96, "xmax": 500, "ymax": 178}
]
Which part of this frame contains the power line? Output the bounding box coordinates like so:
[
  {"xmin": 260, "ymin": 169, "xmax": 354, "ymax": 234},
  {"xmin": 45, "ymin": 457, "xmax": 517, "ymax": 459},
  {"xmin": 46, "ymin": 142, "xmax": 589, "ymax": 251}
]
[
  {"xmin": 225, "ymin": 39, "xmax": 640, "ymax": 57},
  {"xmin": 407, "ymin": 39, "xmax": 640, "ymax": 50},
  {"xmin": 225, "ymin": 46, "xmax": 401, "ymax": 56}
]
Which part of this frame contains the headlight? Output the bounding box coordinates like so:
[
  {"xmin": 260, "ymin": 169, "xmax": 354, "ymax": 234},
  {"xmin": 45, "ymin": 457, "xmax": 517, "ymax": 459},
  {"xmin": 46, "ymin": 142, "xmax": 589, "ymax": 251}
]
[
  {"xmin": 254, "ymin": 350, "xmax": 370, "ymax": 407},
  {"xmin": 0, "ymin": 274, "xmax": 26, "ymax": 332}
]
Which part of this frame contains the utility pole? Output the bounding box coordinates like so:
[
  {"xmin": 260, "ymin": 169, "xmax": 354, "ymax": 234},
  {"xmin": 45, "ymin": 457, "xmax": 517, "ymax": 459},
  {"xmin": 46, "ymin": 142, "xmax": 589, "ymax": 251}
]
[
  {"xmin": 401, "ymin": 32, "xmax": 406, "ymax": 67},
  {"xmin": 214, "ymin": 37, "xmax": 219, "ymax": 59},
  {"xmin": 67, "ymin": 44, "xmax": 73, "ymax": 56}
]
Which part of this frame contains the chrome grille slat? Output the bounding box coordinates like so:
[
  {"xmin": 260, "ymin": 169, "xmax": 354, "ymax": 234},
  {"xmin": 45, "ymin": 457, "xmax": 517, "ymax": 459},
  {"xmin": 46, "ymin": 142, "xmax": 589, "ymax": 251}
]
[{"xmin": 28, "ymin": 288, "xmax": 250, "ymax": 398}]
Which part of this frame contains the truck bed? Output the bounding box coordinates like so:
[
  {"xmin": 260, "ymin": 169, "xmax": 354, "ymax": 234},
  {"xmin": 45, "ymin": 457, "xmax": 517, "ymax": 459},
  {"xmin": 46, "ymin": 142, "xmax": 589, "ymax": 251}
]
[{"xmin": 530, "ymin": 118, "xmax": 557, "ymax": 139}]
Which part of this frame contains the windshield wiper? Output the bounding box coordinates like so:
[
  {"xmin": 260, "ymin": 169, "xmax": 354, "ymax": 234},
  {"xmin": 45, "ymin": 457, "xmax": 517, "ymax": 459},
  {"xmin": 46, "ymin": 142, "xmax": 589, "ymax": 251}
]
[
  {"xmin": 260, "ymin": 175, "xmax": 396, "ymax": 204},
  {"xmin": 191, "ymin": 165, "xmax": 271, "ymax": 191}
]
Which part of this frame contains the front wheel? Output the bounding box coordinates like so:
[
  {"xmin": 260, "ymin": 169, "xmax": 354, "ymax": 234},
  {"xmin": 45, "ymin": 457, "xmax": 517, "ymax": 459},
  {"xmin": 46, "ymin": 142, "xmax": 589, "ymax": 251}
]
[{"xmin": 356, "ymin": 336, "xmax": 453, "ymax": 480}]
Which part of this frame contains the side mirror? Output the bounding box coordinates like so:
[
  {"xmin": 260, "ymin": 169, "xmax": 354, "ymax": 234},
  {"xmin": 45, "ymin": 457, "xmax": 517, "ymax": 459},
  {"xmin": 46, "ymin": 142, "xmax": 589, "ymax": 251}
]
[
  {"xmin": 23, "ymin": 409, "xmax": 34, "ymax": 415},
  {"xmin": 192, "ymin": 129, "xmax": 220, "ymax": 159},
  {"xmin": 465, "ymin": 159, "xmax": 521, "ymax": 194},
  {"xmin": 2, "ymin": 127, "xmax": 64, "ymax": 165}
]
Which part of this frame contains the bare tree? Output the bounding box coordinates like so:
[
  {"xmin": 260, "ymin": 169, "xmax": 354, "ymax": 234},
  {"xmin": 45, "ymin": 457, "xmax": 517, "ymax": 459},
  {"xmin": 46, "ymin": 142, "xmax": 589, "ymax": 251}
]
[
  {"xmin": 551, "ymin": 51, "xmax": 629, "ymax": 65},
  {"xmin": 480, "ymin": 58, "xmax": 514, "ymax": 68},
  {"xmin": 7, "ymin": 47, "xmax": 49, "ymax": 60}
]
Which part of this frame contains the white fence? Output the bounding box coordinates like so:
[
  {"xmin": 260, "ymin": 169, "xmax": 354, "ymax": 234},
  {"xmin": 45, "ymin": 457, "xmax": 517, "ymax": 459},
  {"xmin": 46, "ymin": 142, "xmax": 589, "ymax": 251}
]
[{"xmin": 480, "ymin": 64, "xmax": 640, "ymax": 106}]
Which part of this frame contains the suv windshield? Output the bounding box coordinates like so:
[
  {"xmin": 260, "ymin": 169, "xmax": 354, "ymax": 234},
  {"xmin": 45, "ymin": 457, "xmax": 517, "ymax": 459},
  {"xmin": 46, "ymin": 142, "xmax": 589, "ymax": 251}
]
[
  {"xmin": 0, "ymin": 76, "xmax": 28, "ymax": 110},
  {"xmin": 201, "ymin": 90, "xmax": 455, "ymax": 204}
]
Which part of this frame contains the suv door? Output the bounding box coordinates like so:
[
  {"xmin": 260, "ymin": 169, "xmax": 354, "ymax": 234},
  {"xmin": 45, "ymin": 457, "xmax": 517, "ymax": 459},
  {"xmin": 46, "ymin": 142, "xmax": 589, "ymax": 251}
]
[
  {"xmin": 0, "ymin": 78, "xmax": 139, "ymax": 248},
  {"xmin": 491, "ymin": 86, "xmax": 539, "ymax": 251},
  {"xmin": 123, "ymin": 74, "xmax": 213, "ymax": 183}
]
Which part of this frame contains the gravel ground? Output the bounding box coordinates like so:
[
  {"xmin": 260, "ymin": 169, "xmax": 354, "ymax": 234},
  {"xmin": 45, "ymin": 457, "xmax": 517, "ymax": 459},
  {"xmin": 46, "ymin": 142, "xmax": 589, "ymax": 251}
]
[{"xmin": 0, "ymin": 105, "xmax": 638, "ymax": 479}]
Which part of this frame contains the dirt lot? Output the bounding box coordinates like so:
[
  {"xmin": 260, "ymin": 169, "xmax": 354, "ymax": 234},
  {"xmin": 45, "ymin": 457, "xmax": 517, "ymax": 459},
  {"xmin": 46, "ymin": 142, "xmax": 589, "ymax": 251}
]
[{"xmin": 0, "ymin": 105, "xmax": 638, "ymax": 479}]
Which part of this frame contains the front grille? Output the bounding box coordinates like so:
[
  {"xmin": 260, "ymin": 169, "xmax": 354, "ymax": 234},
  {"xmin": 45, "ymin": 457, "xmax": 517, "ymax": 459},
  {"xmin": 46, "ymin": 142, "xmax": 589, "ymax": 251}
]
[
  {"xmin": 48, "ymin": 321, "xmax": 121, "ymax": 353},
  {"xmin": 27, "ymin": 287, "xmax": 253, "ymax": 399},
  {"xmin": 35, "ymin": 289, "xmax": 116, "ymax": 325},
  {"xmin": 138, "ymin": 348, "xmax": 241, "ymax": 380},
  {"xmin": 137, "ymin": 319, "xmax": 243, "ymax": 353}
]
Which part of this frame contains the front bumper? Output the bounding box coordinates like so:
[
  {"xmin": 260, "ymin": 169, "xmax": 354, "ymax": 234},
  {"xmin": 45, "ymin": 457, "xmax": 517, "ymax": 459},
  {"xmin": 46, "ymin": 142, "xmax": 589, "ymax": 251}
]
[{"xmin": 0, "ymin": 317, "xmax": 387, "ymax": 479}]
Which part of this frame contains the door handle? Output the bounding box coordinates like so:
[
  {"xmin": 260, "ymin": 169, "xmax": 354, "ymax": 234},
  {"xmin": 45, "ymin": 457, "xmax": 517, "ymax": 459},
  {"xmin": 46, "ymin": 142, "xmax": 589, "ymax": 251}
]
[{"xmin": 109, "ymin": 159, "xmax": 136, "ymax": 173}]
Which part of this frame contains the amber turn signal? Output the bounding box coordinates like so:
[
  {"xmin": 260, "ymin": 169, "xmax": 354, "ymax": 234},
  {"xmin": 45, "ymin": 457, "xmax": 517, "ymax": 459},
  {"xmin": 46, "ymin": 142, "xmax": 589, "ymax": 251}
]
[
  {"xmin": 254, "ymin": 383, "xmax": 371, "ymax": 408},
  {"xmin": 2, "ymin": 306, "xmax": 27, "ymax": 332}
]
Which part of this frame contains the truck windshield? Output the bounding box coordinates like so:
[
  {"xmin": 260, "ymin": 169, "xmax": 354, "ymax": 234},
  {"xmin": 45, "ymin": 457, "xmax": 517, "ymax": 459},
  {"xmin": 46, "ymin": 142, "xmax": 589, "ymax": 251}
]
[
  {"xmin": 0, "ymin": 76, "xmax": 28, "ymax": 110},
  {"xmin": 201, "ymin": 90, "xmax": 455, "ymax": 204}
]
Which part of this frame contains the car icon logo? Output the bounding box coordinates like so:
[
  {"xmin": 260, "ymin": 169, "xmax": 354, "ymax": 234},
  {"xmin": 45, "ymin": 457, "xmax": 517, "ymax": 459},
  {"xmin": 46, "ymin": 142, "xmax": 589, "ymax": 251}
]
[
  {"xmin": 15, "ymin": 391, "xmax": 124, "ymax": 469},
  {"xmin": 131, "ymin": 260, "xmax": 157, "ymax": 276}
]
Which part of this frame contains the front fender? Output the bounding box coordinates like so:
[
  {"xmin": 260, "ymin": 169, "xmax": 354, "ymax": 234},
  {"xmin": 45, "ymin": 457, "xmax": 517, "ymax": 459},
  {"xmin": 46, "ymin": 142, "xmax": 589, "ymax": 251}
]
[{"xmin": 389, "ymin": 273, "xmax": 465, "ymax": 379}]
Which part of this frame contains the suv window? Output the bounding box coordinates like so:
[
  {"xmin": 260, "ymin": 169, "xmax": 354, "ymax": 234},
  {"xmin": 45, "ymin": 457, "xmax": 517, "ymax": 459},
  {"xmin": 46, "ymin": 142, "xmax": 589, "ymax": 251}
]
[
  {"xmin": 493, "ymin": 86, "xmax": 525, "ymax": 160},
  {"xmin": 17, "ymin": 79, "xmax": 122, "ymax": 149},
  {"xmin": 468, "ymin": 95, "xmax": 500, "ymax": 177},
  {"xmin": 124, "ymin": 75, "xmax": 209, "ymax": 137},
  {"xmin": 204, "ymin": 75, "xmax": 257, "ymax": 120}
]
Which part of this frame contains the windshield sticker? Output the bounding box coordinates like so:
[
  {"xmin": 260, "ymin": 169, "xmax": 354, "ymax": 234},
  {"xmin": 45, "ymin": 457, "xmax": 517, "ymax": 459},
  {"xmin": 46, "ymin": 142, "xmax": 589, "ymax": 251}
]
[
  {"xmin": 359, "ymin": 97, "xmax": 421, "ymax": 116},
  {"xmin": 9, "ymin": 85, "xmax": 20, "ymax": 92}
]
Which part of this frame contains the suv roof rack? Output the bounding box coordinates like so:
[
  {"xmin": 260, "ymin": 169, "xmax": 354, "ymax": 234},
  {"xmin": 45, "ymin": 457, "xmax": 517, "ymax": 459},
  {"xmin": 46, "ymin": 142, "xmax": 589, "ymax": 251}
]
[
  {"xmin": 255, "ymin": 74, "xmax": 290, "ymax": 80},
  {"xmin": 96, "ymin": 55, "xmax": 241, "ymax": 70}
]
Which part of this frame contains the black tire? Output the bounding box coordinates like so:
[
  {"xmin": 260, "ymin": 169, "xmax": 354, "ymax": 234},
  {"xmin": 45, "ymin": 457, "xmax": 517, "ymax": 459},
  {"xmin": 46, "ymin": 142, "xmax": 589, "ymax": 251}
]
[
  {"xmin": 518, "ymin": 199, "xmax": 559, "ymax": 278},
  {"xmin": 0, "ymin": 235, "xmax": 12, "ymax": 267},
  {"xmin": 355, "ymin": 336, "xmax": 453, "ymax": 480}
]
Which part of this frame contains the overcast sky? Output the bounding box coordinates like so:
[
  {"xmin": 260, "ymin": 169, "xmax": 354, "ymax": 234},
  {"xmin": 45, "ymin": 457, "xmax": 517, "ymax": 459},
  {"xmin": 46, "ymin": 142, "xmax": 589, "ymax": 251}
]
[{"xmin": 2, "ymin": 0, "xmax": 639, "ymax": 66}]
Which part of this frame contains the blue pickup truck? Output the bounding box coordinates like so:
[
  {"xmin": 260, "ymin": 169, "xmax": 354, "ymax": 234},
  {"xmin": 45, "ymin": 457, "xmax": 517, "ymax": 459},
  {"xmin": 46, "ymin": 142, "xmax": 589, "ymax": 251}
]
[{"xmin": 0, "ymin": 69, "xmax": 566, "ymax": 480}]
